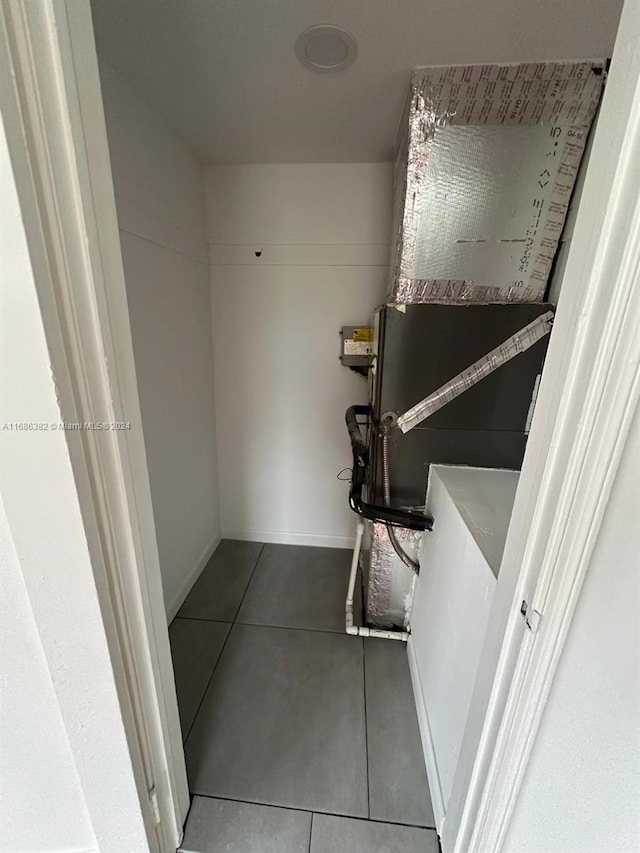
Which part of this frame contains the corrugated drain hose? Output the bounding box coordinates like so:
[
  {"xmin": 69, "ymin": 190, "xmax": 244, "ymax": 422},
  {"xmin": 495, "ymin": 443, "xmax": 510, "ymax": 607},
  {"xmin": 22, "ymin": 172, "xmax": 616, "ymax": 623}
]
[{"xmin": 381, "ymin": 423, "xmax": 420, "ymax": 575}]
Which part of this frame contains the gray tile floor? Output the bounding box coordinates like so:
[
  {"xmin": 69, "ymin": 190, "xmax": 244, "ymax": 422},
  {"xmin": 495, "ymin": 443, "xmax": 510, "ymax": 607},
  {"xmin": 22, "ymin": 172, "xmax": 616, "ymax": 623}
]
[{"xmin": 172, "ymin": 540, "xmax": 437, "ymax": 853}]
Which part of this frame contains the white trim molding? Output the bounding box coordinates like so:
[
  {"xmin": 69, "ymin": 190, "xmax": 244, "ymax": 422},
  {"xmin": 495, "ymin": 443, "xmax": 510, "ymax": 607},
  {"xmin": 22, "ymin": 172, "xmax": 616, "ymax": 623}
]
[
  {"xmin": 1, "ymin": 1, "xmax": 189, "ymax": 849},
  {"xmin": 166, "ymin": 531, "xmax": 222, "ymax": 624},
  {"xmin": 446, "ymin": 3, "xmax": 640, "ymax": 850},
  {"xmin": 222, "ymin": 527, "xmax": 355, "ymax": 550}
]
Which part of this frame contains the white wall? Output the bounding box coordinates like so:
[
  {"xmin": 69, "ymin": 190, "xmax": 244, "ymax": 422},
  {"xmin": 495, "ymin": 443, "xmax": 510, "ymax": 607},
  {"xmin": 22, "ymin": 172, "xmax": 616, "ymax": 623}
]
[
  {"xmin": 0, "ymin": 500, "xmax": 96, "ymax": 852},
  {"xmin": 503, "ymin": 403, "xmax": 640, "ymax": 853},
  {"xmin": 0, "ymin": 116, "xmax": 148, "ymax": 852},
  {"xmin": 205, "ymin": 163, "xmax": 392, "ymax": 548},
  {"xmin": 99, "ymin": 62, "xmax": 220, "ymax": 617},
  {"xmin": 409, "ymin": 468, "xmax": 510, "ymax": 826}
]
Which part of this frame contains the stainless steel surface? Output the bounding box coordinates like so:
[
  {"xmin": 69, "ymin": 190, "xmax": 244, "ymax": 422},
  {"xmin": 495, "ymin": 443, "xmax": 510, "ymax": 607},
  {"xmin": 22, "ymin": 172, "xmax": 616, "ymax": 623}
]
[
  {"xmin": 397, "ymin": 312, "xmax": 553, "ymax": 433},
  {"xmin": 382, "ymin": 427, "xmax": 420, "ymax": 573},
  {"xmin": 370, "ymin": 303, "xmax": 552, "ymax": 508}
]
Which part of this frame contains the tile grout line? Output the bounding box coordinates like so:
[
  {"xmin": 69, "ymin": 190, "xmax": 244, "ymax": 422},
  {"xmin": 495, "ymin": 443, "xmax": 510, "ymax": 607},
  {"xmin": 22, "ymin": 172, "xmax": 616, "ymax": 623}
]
[
  {"xmin": 231, "ymin": 543, "xmax": 266, "ymax": 624},
  {"xmin": 232, "ymin": 620, "xmax": 354, "ymax": 637},
  {"xmin": 177, "ymin": 614, "xmax": 353, "ymax": 638},
  {"xmin": 362, "ymin": 637, "xmax": 371, "ymax": 820},
  {"xmin": 189, "ymin": 792, "xmax": 437, "ymax": 832},
  {"xmin": 178, "ymin": 543, "xmax": 440, "ymax": 838},
  {"xmin": 182, "ymin": 543, "xmax": 265, "ymax": 747},
  {"xmin": 182, "ymin": 621, "xmax": 233, "ymax": 747},
  {"xmin": 172, "ymin": 615, "xmax": 233, "ymax": 625}
]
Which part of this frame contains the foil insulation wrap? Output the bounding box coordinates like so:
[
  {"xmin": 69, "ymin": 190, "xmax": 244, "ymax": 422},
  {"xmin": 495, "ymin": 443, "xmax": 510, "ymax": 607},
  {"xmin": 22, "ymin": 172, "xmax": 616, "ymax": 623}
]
[
  {"xmin": 390, "ymin": 61, "xmax": 604, "ymax": 305},
  {"xmin": 364, "ymin": 521, "xmax": 422, "ymax": 629}
]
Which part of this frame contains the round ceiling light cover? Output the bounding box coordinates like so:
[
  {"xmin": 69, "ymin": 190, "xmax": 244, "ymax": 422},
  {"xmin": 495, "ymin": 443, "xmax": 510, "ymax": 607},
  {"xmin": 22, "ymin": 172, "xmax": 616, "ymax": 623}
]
[{"xmin": 295, "ymin": 25, "xmax": 358, "ymax": 72}]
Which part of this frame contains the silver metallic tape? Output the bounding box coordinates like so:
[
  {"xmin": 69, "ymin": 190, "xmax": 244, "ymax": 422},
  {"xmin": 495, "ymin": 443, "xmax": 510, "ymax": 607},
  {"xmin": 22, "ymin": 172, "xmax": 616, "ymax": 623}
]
[
  {"xmin": 390, "ymin": 61, "xmax": 604, "ymax": 304},
  {"xmin": 397, "ymin": 311, "xmax": 553, "ymax": 434},
  {"xmin": 366, "ymin": 522, "xmax": 422, "ymax": 628}
]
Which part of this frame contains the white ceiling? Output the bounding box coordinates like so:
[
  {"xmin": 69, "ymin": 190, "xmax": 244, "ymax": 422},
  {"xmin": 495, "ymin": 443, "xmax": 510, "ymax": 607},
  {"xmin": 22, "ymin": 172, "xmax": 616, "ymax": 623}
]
[{"xmin": 90, "ymin": 0, "xmax": 622, "ymax": 165}]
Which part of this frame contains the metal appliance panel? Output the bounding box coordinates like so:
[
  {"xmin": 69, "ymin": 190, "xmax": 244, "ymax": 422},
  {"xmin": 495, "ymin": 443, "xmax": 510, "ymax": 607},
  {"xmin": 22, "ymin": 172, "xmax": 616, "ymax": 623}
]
[{"xmin": 371, "ymin": 303, "xmax": 551, "ymax": 508}]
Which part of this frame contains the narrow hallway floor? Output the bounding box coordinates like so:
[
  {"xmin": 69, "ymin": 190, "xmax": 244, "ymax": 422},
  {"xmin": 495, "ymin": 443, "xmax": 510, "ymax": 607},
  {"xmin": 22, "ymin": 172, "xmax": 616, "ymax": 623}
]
[{"xmin": 170, "ymin": 539, "xmax": 438, "ymax": 853}]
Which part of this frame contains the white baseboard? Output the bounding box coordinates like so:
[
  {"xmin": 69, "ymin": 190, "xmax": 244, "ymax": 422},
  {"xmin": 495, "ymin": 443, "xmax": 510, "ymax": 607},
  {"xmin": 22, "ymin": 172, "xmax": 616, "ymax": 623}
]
[
  {"xmin": 407, "ymin": 636, "xmax": 446, "ymax": 835},
  {"xmin": 166, "ymin": 530, "xmax": 222, "ymax": 623},
  {"xmin": 221, "ymin": 527, "xmax": 355, "ymax": 550}
]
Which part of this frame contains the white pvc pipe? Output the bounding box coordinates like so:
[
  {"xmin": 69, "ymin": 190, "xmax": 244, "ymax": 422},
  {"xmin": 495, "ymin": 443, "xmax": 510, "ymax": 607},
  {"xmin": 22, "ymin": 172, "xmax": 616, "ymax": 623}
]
[
  {"xmin": 345, "ymin": 517, "xmax": 364, "ymax": 633},
  {"xmin": 345, "ymin": 518, "xmax": 409, "ymax": 642}
]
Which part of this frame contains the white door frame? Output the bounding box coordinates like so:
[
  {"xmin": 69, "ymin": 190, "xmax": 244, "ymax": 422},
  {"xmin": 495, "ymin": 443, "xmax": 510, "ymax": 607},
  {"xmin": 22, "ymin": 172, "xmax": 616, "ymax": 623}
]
[
  {"xmin": 1, "ymin": 1, "xmax": 188, "ymax": 850},
  {"xmin": 3, "ymin": 0, "xmax": 639, "ymax": 851},
  {"xmin": 444, "ymin": 2, "xmax": 640, "ymax": 850}
]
